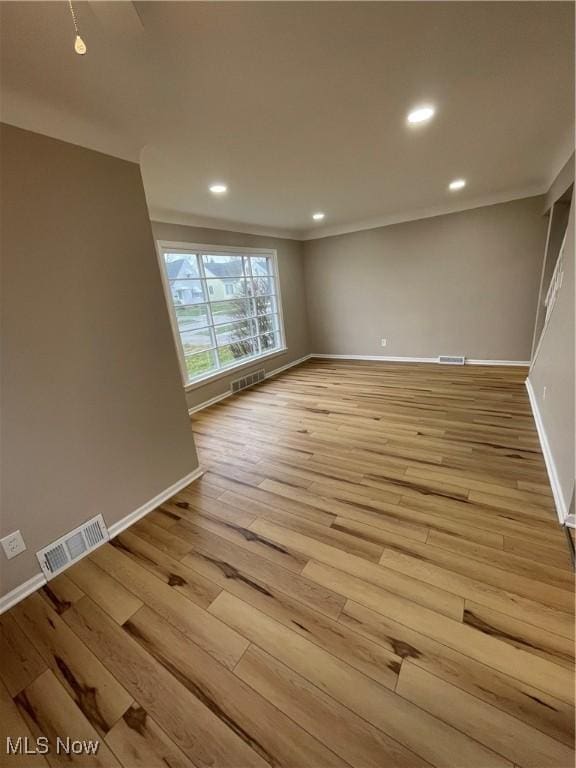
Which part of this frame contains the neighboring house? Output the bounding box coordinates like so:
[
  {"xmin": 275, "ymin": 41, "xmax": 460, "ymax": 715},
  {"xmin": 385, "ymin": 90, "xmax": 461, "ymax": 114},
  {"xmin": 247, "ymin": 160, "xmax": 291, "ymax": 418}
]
[{"xmin": 166, "ymin": 257, "xmax": 268, "ymax": 304}]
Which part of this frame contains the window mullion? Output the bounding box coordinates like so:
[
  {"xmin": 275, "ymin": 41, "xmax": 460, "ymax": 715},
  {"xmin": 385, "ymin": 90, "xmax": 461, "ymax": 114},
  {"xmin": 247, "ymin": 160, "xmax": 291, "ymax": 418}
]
[
  {"xmin": 246, "ymin": 255, "xmax": 262, "ymax": 356},
  {"xmin": 198, "ymin": 252, "xmax": 221, "ymax": 372}
]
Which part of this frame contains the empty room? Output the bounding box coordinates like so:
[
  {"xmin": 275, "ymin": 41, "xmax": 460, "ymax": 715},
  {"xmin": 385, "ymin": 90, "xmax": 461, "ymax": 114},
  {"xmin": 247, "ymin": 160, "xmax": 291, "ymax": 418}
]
[{"xmin": 0, "ymin": 1, "xmax": 574, "ymax": 766}]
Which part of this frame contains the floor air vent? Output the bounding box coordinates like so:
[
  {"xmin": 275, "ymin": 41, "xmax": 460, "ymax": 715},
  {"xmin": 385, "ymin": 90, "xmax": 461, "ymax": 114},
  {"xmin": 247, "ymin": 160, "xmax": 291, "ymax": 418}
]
[
  {"xmin": 36, "ymin": 514, "xmax": 109, "ymax": 578},
  {"xmin": 438, "ymin": 355, "xmax": 465, "ymax": 365},
  {"xmin": 231, "ymin": 368, "xmax": 266, "ymax": 393}
]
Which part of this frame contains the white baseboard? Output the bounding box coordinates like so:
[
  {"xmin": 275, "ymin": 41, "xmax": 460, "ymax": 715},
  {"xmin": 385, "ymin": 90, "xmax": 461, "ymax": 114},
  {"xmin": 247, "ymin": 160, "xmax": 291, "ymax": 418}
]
[
  {"xmin": 107, "ymin": 466, "xmax": 204, "ymax": 538},
  {"xmin": 265, "ymin": 353, "xmax": 313, "ymax": 379},
  {"xmin": 525, "ymin": 378, "xmax": 568, "ymax": 524},
  {"xmin": 311, "ymin": 354, "xmax": 530, "ymax": 366},
  {"xmin": 0, "ymin": 466, "xmax": 204, "ymax": 615},
  {"xmin": 466, "ymin": 359, "xmax": 530, "ymax": 367},
  {"xmin": 312, "ymin": 354, "xmax": 438, "ymax": 363},
  {"xmin": 188, "ymin": 353, "xmax": 313, "ymax": 415},
  {"xmin": 188, "ymin": 390, "xmax": 234, "ymax": 415},
  {"xmin": 0, "ymin": 573, "xmax": 47, "ymax": 615}
]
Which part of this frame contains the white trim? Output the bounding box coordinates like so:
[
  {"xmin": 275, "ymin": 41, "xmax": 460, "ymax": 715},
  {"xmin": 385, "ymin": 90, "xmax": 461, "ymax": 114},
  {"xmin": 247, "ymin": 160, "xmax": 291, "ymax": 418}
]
[
  {"xmin": 466, "ymin": 359, "xmax": 530, "ymax": 367},
  {"xmin": 565, "ymin": 514, "xmax": 575, "ymax": 530},
  {"xmin": 157, "ymin": 241, "xmax": 276, "ymax": 256},
  {"xmin": 0, "ymin": 467, "xmax": 204, "ymax": 614},
  {"xmin": 0, "ymin": 573, "xmax": 47, "ymax": 615},
  {"xmin": 150, "ymin": 212, "xmax": 300, "ymax": 241},
  {"xmin": 313, "ymin": 354, "xmax": 438, "ymax": 363},
  {"xmin": 156, "ymin": 241, "xmax": 287, "ymax": 390},
  {"xmin": 525, "ymin": 378, "xmax": 568, "ymax": 524},
  {"xmin": 107, "ymin": 466, "xmax": 204, "ymax": 538},
  {"xmin": 151, "ymin": 187, "xmax": 546, "ymax": 242},
  {"xmin": 300, "ymin": 187, "xmax": 545, "ymax": 240},
  {"xmin": 310, "ymin": 354, "xmax": 529, "ymax": 366},
  {"xmin": 188, "ymin": 353, "xmax": 313, "ymax": 415},
  {"xmin": 265, "ymin": 353, "xmax": 313, "ymax": 379},
  {"xmin": 188, "ymin": 389, "xmax": 234, "ymax": 415}
]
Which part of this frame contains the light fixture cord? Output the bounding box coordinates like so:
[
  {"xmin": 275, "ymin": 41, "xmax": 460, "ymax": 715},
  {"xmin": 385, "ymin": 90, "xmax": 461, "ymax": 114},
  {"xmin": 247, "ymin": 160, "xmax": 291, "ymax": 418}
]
[{"xmin": 68, "ymin": 0, "xmax": 80, "ymax": 35}]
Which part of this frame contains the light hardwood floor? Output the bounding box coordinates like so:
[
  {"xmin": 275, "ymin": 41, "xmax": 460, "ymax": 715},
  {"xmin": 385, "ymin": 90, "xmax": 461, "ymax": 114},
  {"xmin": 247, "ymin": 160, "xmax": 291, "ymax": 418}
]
[{"xmin": 1, "ymin": 360, "xmax": 574, "ymax": 767}]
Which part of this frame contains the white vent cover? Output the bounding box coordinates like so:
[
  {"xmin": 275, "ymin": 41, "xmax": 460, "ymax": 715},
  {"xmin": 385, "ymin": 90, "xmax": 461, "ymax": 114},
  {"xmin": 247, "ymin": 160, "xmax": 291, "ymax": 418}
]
[
  {"xmin": 438, "ymin": 355, "xmax": 465, "ymax": 365},
  {"xmin": 231, "ymin": 368, "xmax": 265, "ymax": 393},
  {"xmin": 36, "ymin": 514, "xmax": 109, "ymax": 579}
]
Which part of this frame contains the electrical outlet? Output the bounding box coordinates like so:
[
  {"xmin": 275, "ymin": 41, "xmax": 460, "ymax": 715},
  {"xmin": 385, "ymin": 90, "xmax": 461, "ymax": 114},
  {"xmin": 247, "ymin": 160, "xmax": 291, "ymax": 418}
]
[
  {"xmin": 381, "ymin": 338, "xmax": 387, "ymax": 347},
  {"xmin": 1, "ymin": 530, "xmax": 26, "ymax": 560}
]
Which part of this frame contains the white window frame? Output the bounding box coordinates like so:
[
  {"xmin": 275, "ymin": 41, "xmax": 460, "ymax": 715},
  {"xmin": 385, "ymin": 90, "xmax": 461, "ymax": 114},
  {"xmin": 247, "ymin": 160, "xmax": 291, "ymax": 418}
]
[{"xmin": 156, "ymin": 241, "xmax": 287, "ymax": 390}]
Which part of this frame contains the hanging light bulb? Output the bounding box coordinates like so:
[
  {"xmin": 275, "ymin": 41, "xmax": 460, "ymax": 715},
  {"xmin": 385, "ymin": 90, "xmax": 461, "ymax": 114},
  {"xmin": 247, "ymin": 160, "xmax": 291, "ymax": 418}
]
[
  {"xmin": 74, "ymin": 34, "xmax": 87, "ymax": 55},
  {"xmin": 68, "ymin": 1, "xmax": 87, "ymax": 55}
]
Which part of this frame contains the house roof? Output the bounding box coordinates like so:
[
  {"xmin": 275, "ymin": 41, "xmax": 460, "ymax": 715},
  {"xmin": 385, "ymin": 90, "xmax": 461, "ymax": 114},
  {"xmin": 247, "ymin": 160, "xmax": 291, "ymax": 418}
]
[
  {"xmin": 166, "ymin": 257, "xmax": 268, "ymax": 280},
  {"xmin": 165, "ymin": 259, "xmax": 191, "ymax": 280}
]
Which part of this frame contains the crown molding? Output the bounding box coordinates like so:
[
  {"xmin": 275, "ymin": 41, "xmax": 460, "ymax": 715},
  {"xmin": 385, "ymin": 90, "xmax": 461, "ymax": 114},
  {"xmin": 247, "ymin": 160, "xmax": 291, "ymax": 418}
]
[
  {"xmin": 149, "ymin": 208, "xmax": 302, "ymax": 241},
  {"xmin": 150, "ymin": 186, "xmax": 547, "ymax": 244},
  {"xmin": 300, "ymin": 185, "xmax": 547, "ymax": 241}
]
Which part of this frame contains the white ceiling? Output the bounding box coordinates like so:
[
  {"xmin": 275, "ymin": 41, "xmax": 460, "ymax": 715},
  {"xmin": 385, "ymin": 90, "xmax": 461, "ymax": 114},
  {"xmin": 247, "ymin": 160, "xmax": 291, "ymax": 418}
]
[{"xmin": 1, "ymin": 1, "xmax": 574, "ymax": 239}]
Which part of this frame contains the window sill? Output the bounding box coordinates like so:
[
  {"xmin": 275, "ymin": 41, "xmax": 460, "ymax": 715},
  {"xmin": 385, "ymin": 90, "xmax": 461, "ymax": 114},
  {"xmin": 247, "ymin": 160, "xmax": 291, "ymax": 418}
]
[{"xmin": 183, "ymin": 347, "xmax": 288, "ymax": 392}]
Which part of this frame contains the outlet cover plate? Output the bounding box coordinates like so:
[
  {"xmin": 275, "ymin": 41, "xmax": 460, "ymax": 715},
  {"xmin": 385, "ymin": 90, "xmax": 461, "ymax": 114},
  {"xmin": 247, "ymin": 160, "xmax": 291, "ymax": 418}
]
[{"xmin": 1, "ymin": 530, "xmax": 26, "ymax": 560}]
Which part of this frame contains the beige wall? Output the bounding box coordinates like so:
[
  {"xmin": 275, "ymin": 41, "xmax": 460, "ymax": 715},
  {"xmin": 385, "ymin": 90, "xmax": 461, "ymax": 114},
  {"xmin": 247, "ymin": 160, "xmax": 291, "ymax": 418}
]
[
  {"xmin": 0, "ymin": 125, "xmax": 199, "ymax": 598},
  {"xmin": 303, "ymin": 196, "xmax": 547, "ymax": 361},
  {"xmin": 528, "ymin": 184, "xmax": 575, "ymax": 520},
  {"xmin": 151, "ymin": 222, "xmax": 311, "ymax": 410}
]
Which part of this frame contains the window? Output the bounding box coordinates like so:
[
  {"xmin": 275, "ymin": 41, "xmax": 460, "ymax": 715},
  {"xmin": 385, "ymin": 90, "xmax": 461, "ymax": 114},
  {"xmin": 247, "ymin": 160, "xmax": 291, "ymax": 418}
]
[{"xmin": 158, "ymin": 243, "xmax": 285, "ymax": 386}]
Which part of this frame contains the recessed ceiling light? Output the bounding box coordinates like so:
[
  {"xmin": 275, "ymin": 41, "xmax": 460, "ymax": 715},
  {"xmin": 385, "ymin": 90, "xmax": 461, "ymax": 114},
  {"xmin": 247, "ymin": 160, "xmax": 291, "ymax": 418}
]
[
  {"xmin": 448, "ymin": 179, "xmax": 466, "ymax": 191},
  {"xmin": 312, "ymin": 212, "xmax": 325, "ymax": 221},
  {"xmin": 209, "ymin": 183, "xmax": 228, "ymax": 195},
  {"xmin": 407, "ymin": 105, "xmax": 435, "ymax": 125}
]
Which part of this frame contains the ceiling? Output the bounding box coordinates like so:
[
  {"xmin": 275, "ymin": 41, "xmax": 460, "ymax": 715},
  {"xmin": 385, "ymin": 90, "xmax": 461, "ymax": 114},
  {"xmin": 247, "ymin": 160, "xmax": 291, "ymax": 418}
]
[{"xmin": 1, "ymin": 1, "xmax": 574, "ymax": 239}]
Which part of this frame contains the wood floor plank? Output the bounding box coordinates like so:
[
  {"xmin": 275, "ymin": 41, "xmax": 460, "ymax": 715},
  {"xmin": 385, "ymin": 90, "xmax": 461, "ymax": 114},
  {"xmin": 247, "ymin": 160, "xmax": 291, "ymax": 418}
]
[
  {"xmin": 503, "ymin": 535, "xmax": 574, "ymax": 568},
  {"xmin": 89, "ymin": 541, "xmax": 248, "ymax": 670},
  {"xmin": 220, "ymin": 488, "xmax": 336, "ymax": 527},
  {"xmin": 250, "ymin": 518, "xmax": 465, "ymax": 619},
  {"xmin": 397, "ymin": 663, "xmax": 574, "ymax": 767},
  {"xmin": 124, "ymin": 605, "xmax": 348, "ymax": 768},
  {"xmin": 0, "ymin": 678, "xmax": 49, "ymax": 767},
  {"xmin": 105, "ymin": 706, "xmax": 197, "ymax": 768},
  {"xmin": 63, "ymin": 598, "xmax": 267, "ymax": 768},
  {"xmin": 253, "ymin": 509, "xmax": 386, "ymax": 562},
  {"xmin": 426, "ymin": 530, "xmax": 575, "ymax": 589},
  {"xmin": 332, "ymin": 515, "xmax": 429, "ymax": 547},
  {"xmin": 65, "ymin": 557, "xmax": 143, "ymax": 625},
  {"xmin": 0, "ymin": 613, "xmax": 47, "ymax": 696},
  {"xmin": 130, "ymin": 517, "xmax": 194, "ymax": 559},
  {"xmin": 38, "ymin": 574, "xmax": 84, "ymax": 616},
  {"xmin": 379, "ymin": 548, "xmax": 574, "ymax": 638},
  {"xmin": 181, "ymin": 538, "xmax": 399, "ymax": 688},
  {"xmin": 340, "ymin": 600, "xmax": 574, "ymax": 747},
  {"xmin": 310, "ymin": 482, "xmax": 506, "ymax": 548},
  {"xmin": 303, "ymin": 561, "xmax": 573, "ymax": 704},
  {"xmin": 235, "ymin": 644, "xmax": 428, "ymax": 768},
  {"xmin": 12, "ymin": 593, "xmax": 133, "ymax": 736},
  {"xmin": 462, "ymin": 601, "xmax": 575, "ymax": 670},
  {"xmin": 172, "ymin": 516, "xmax": 308, "ymax": 574},
  {"xmin": 178, "ymin": 523, "xmax": 344, "ymax": 619},
  {"xmin": 165, "ymin": 491, "xmax": 257, "ymax": 527},
  {"xmin": 112, "ymin": 531, "xmax": 221, "ymax": 610},
  {"xmin": 14, "ymin": 670, "xmax": 121, "ymax": 767},
  {"xmin": 209, "ymin": 591, "xmax": 512, "ymax": 768}
]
